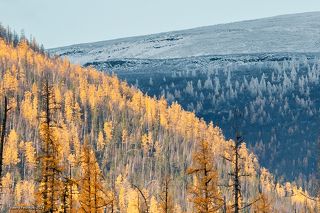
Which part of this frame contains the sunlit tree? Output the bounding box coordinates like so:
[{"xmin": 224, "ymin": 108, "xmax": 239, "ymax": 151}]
[
  {"xmin": 79, "ymin": 139, "xmax": 112, "ymax": 212},
  {"xmin": 187, "ymin": 140, "xmax": 223, "ymax": 212},
  {"xmin": 38, "ymin": 80, "xmax": 63, "ymax": 212}
]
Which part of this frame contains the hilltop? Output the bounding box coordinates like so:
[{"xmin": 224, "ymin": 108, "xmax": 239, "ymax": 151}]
[{"xmin": 51, "ymin": 12, "xmax": 320, "ymax": 64}]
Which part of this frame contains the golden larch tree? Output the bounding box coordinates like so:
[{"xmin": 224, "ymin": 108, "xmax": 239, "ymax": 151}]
[
  {"xmin": 79, "ymin": 139, "xmax": 112, "ymax": 212},
  {"xmin": 3, "ymin": 129, "xmax": 20, "ymax": 167},
  {"xmin": 38, "ymin": 79, "xmax": 63, "ymax": 212},
  {"xmin": 126, "ymin": 188, "xmax": 140, "ymax": 213},
  {"xmin": 150, "ymin": 196, "xmax": 160, "ymax": 213},
  {"xmin": 187, "ymin": 140, "xmax": 223, "ymax": 213},
  {"xmin": 252, "ymin": 193, "xmax": 271, "ymax": 213},
  {"xmin": 103, "ymin": 121, "xmax": 113, "ymax": 145}
]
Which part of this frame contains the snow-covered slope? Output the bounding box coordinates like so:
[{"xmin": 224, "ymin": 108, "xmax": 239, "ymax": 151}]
[{"xmin": 50, "ymin": 12, "xmax": 320, "ymax": 64}]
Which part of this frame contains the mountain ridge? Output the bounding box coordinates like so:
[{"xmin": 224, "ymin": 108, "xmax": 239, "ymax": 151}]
[
  {"xmin": 51, "ymin": 11, "xmax": 320, "ymax": 63},
  {"xmin": 51, "ymin": 11, "xmax": 320, "ymax": 49}
]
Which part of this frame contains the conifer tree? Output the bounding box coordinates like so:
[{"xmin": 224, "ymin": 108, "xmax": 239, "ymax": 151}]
[
  {"xmin": 187, "ymin": 140, "xmax": 223, "ymax": 213},
  {"xmin": 61, "ymin": 163, "xmax": 77, "ymax": 213},
  {"xmin": 150, "ymin": 196, "xmax": 160, "ymax": 213},
  {"xmin": 24, "ymin": 141, "xmax": 36, "ymax": 170},
  {"xmin": 127, "ymin": 188, "xmax": 140, "ymax": 213},
  {"xmin": 79, "ymin": 138, "xmax": 112, "ymax": 212},
  {"xmin": 3, "ymin": 129, "xmax": 20, "ymax": 167},
  {"xmin": 222, "ymin": 130, "xmax": 262, "ymax": 213},
  {"xmin": 223, "ymin": 131, "xmax": 244, "ymax": 212},
  {"xmin": 252, "ymin": 193, "xmax": 271, "ymax": 213},
  {"xmin": 38, "ymin": 79, "xmax": 63, "ymax": 212}
]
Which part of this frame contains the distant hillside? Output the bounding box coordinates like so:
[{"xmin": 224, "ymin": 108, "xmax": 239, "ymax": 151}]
[
  {"xmin": 70, "ymin": 52, "xmax": 320, "ymax": 191},
  {"xmin": 50, "ymin": 12, "xmax": 320, "ymax": 193},
  {"xmin": 0, "ymin": 37, "xmax": 317, "ymax": 211},
  {"xmin": 51, "ymin": 12, "xmax": 320, "ymax": 64}
]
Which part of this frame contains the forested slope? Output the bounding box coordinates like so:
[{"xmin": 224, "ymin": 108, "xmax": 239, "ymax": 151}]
[
  {"xmin": 50, "ymin": 12, "xmax": 320, "ymax": 189},
  {"xmin": 0, "ymin": 37, "xmax": 318, "ymax": 212}
]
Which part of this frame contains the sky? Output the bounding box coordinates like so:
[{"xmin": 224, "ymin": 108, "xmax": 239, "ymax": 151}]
[{"xmin": 1, "ymin": 0, "xmax": 320, "ymax": 48}]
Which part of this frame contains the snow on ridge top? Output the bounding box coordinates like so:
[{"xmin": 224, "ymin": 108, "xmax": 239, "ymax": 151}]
[{"xmin": 50, "ymin": 12, "xmax": 320, "ymax": 64}]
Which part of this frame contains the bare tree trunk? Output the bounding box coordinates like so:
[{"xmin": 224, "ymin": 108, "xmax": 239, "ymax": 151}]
[
  {"xmin": 0, "ymin": 97, "xmax": 8, "ymax": 208},
  {"xmin": 69, "ymin": 164, "xmax": 73, "ymax": 212},
  {"xmin": 162, "ymin": 176, "xmax": 171, "ymax": 213},
  {"xmin": 165, "ymin": 178, "xmax": 169, "ymax": 213},
  {"xmin": 0, "ymin": 97, "xmax": 8, "ymax": 182},
  {"xmin": 223, "ymin": 196, "xmax": 227, "ymax": 213},
  {"xmin": 234, "ymin": 131, "xmax": 241, "ymax": 213}
]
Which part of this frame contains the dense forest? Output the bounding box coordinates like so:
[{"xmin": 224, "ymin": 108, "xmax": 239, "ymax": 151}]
[
  {"xmin": 0, "ymin": 26, "xmax": 319, "ymax": 212},
  {"xmin": 84, "ymin": 53, "xmax": 320, "ymax": 193}
]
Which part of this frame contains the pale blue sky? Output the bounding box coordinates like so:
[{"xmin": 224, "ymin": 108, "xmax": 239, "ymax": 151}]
[{"xmin": 1, "ymin": 0, "xmax": 320, "ymax": 48}]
